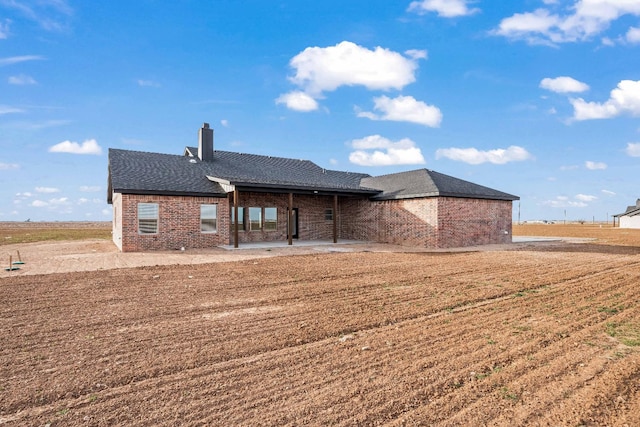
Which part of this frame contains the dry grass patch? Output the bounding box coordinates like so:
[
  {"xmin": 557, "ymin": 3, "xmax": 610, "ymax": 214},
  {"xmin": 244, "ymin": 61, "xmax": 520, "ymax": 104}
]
[
  {"xmin": 0, "ymin": 222, "xmax": 111, "ymax": 246},
  {"xmin": 513, "ymin": 223, "xmax": 640, "ymax": 246}
]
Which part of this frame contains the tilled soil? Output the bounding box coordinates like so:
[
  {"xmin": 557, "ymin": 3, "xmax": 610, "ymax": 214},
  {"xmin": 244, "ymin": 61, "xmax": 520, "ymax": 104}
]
[{"xmin": 1, "ymin": 243, "xmax": 639, "ymax": 426}]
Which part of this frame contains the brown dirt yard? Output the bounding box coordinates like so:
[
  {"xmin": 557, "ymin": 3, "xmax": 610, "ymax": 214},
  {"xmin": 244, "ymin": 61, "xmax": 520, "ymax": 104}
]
[{"xmin": 1, "ymin": 223, "xmax": 640, "ymax": 426}]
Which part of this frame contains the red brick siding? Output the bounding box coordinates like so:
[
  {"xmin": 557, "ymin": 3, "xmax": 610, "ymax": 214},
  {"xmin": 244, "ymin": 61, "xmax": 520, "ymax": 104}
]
[
  {"xmin": 340, "ymin": 196, "xmax": 512, "ymax": 248},
  {"xmin": 340, "ymin": 197, "xmax": 439, "ymax": 247},
  {"xmin": 436, "ymin": 197, "xmax": 513, "ymax": 248},
  {"xmin": 113, "ymin": 191, "xmax": 513, "ymax": 251},
  {"xmin": 118, "ymin": 193, "xmax": 230, "ymax": 252}
]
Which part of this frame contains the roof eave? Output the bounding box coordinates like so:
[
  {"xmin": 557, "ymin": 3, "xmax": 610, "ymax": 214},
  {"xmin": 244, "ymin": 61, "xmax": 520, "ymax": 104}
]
[
  {"xmin": 111, "ymin": 189, "xmax": 228, "ymax": 198},
  {"xmin": 370, "ymin": 192, "xmax": 519, "ymax": 201},
  {"xmin": 233, "ymin": 181, "xmax": 379, "ymax": 196}
]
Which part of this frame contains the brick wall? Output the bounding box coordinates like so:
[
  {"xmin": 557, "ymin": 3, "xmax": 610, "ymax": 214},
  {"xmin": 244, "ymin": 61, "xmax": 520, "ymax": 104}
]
[
  {"xmin": 436, "ymin": 197, "xmax": 513, "ymax": 248},
  {"xmin": 118, "ymin": 193, "xmax": 230, "ymax": 252},
  {"xmin": 114, "ymin": 191, "xmax": 513, "ymax": 251},
  {"xmin": 340, "ymin": 197, "xmax": 439, "ymax": 247},
  {"xmin": 340, "ymin": 196, "xmax": 512, "ymax": 248}
]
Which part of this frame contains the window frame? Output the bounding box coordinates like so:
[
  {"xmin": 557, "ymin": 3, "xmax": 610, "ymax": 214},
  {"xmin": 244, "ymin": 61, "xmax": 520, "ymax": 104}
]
[
  {"xmin": 264, "ymin": 207, "xmax": 277, "ymax": 231},
  {"xmin": 200, "ymin": 204, "xmax": 217, "ymax": 233},
  {"xmin": 324, "ymin": 208, "xmax": 334, "ymax": 221},
  {"xmin": 138, "ymin": 202, "xmax": 159, "ymax": 235},
  {"xmin": 248, "ymin": 207, "xmax": 262, "ymax": 231}
]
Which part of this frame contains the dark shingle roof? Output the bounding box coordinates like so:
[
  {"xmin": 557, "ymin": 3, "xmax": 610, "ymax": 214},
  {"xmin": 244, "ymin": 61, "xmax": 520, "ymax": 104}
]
[
  {"xmin": 108, "ymin": 149, "xmax": 227, "ymax": 201},
  {"xmin": 361, "ymin": 169, "xmax": 519, "ymax": 201},
  {"xmin": 184, "ymin": 147, "xmax": 374, "ymax": 192},
  {"xmin": 108, "ymin": 148, "xmax": 377, "ymax": 201},
  {"xmin": 109, "ymin": 148, "xmax": 518, "ymax": 202}
]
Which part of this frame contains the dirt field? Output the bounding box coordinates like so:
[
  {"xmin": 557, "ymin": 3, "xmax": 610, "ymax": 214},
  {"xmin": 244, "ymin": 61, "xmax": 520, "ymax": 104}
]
[{"xmin": 1, "ymin": 224, "xmax": 640, "ymax": 426}]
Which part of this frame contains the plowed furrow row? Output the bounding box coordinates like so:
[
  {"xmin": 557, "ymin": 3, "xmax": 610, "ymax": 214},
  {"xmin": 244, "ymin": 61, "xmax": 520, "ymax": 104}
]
[{"xmin": 2, "ymin": 249, "xmax": 639, "ymax": 426}]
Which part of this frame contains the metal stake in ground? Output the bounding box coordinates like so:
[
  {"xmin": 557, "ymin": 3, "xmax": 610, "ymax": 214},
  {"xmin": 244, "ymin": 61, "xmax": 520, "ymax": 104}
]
[
  {"xmin": 5, "ymin": 255, "xmax": 20, "ymax": 272},
  {"xmin": 12, "ymin": 250, "xmax": 24, "ymax": 265}
]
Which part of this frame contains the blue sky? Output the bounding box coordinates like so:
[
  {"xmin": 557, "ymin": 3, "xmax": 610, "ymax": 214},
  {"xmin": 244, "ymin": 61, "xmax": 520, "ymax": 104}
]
[{"xmin": 1, "ymin": 0, "xmax": 639, "ymax": 222}]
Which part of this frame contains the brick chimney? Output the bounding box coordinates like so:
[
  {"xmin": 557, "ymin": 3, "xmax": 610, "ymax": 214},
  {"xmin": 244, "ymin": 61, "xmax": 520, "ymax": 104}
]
[{"xmin": 198, "ymin": 122, "xmax": 214, "ymax": 161}]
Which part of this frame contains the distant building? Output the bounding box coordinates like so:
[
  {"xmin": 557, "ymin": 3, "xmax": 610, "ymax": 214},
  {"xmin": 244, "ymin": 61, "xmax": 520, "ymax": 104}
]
[
  {"xmin": 107, "ymin": 123, "xmax": 519, "ymax": 252},
  {"xmin": 614, "ymin": 199, "xmax": 640, "ymax": 229}
]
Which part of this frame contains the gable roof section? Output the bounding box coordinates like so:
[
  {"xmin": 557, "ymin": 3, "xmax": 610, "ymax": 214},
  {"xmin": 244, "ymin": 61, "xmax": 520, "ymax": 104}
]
[
  {"xmin": 108, "ymin": 149, "xmax": 227, "ymax": 201},
  {"xmin": 361, "ymin": 169, "xmax": 519, "ymax": 201},
  {"xmin": 109, "ymin": 148, "xmax": 378, "ymax": 201},
  {"xmin": 109, "ymin": 148, "xmax": 518, "ymax": 202},
  {"xmin": 184, "ymin": 147, "xmax": 375, "ymax": 194}
]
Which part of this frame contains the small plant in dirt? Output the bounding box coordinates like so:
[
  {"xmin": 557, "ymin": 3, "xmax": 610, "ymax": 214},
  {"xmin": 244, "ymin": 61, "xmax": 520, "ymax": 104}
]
[
  {"xmin": 500, "ymin": 386, "xmax": 519, "ymax": 401},
  {"xmin": 606, "ymin": 322, "xmax": 640, "ymax": 347},
  {"xmin": 598, "ymin": 306, "xmax": 621, "ymax": 315}
]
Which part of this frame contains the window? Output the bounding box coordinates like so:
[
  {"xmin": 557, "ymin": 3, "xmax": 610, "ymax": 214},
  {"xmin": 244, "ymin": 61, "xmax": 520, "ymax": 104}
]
[
  {"xmin": 324, "ymin": 208, "xmax": 334, "ymax": 221},
  {"xmin": 264, "ymin": 207, "xmax": 277, "ymax": 231},
  {"xmin": 231, "ymin": 206, "xmax": 245, "ymax": 231},
  {"xmin": 200, "ymin": 204, "xmax": 217, "ymax": 233},
  {"xmin": 138, "ymin": 203, "xmax": 158, "ymax": 234},
  {"xmin": 249, "ymin": 207, "xmax": 262, "ymax": 231}
]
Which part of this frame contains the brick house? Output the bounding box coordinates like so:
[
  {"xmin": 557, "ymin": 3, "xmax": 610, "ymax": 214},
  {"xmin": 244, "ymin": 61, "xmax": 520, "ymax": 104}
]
[{"xmin": 108, "ymin": 123, "xmax": 519, "ymax": 252}]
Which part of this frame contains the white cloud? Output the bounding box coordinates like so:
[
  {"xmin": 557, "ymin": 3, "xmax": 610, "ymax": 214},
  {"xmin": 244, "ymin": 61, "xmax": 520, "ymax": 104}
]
[
  {"xmin": 8, "ymin": 119, "xmax": 71, "ymax": 130},
  {"xmin": 275, "ymin": 91, "xmax": 319, "ymax": 112},
  {"xmin": 405, "ymin": 49, "xmax": 428, "ymax": 60},
  {"xmin": 49, "ymin": 139, "xmax": 102, "ymax": 155},
  {"xmin": 0, "ymin": 55, "xmax": 45, "ymax": 67},
  {"xmin": 137, "ymin": 79, "xmax": 160, "ymax": 87},
  {"xmin": 220, "ymin": 119, "xmax": 229, "ymax": 127},
  {"xmin": 540, "ymin": 76, "xmax": 589, "ymax": 93},
  {"xmin": 435, "ymin": 145, "xmax": 533, "ymax": 165},
  {"xmin": 575, "ymin": 193, "xmax": 597, "ymax": 202},
  {"xmin": 0, "ymin": 19, "xmax": 10, "ymax": 39},
  {"xmin": 560, "ymin": 164, "xmax": 580, "ymax": 171},
  {"xmin": 407, "ymin": 0, "xmax": 479, "ymax": 17},
  {"xmin": 601, "ymin": 36, "xmax": 615, "ymax": 46},
  {"xmin": 8, "ymin": 74, "xmax": 37, "ymax": 85},
  {"xmin": 30, "ymin": 197, "xmax": 70, "ymax": 209},
  {"xmin": 1, "ymin": 0, "xmax": 73, "ymax": 32},
  {"xmin": 571, "ymin": 80, "xmax": 640, "ymax": 120},
  {"xmin": 348, "ymin": 135, "xmax": 426, "ymax": 166},
  {"xmin": 493, "ymin": 9, "xmax": 560, "ymax": 45},
  {"xmin": 625, "ymin": 142, "xmax": 640, "ymax": 157},
  {"xmin": 357, "ymin": 95, "xmax": 442, "ymax": 127},
  {"xmin": 286, "ymin": 41, "xmax": 421, "ymax": 96},
  {"xmin": 601, "ymin": 189, "xmax": 616, "ymax": 196},
  {"xmin": 493, "ymin": 1, "xmax": 640, "ymax": 45},
  {"xmin": 0, "ymin": 105, "xmax": 24, "ymax": 115},
  {"xmin": 0, "ymin": 162, "xmax": 19, "ymax": 170},
  {"xmin": 79, "ymin": 185, "xmax": 101, "ymax": 192},
  {"xmin": 627, "ymin": 26, "xmax": 640, "ymax": 43},
  {"xmin": 543, "ymin": 196, "xmax": 588, "ymax": 208},
  {"xmin": 15, "ymin": 192, "xmax": 32, "ymax": 198},
  {"xmin": 35, "ymin": 186, "xmax": 60, "ymax": 193},
  {"xmin": 585, "ymin": 160, "xmax": 607, "ymax": 170}
]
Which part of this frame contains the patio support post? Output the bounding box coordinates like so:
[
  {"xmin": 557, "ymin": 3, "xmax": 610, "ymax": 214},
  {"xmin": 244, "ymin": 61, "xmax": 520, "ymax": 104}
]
[
  {"xmin": 233, "ymin": 188, "xmax": 239, "ymax": 248},
  {"xmin": 333, "ymin": 194, "xmax": 338, "ymax": 243},
  {"xmin": 288, "ymin": 192, "xmax": 293, "ymax": 246}
]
